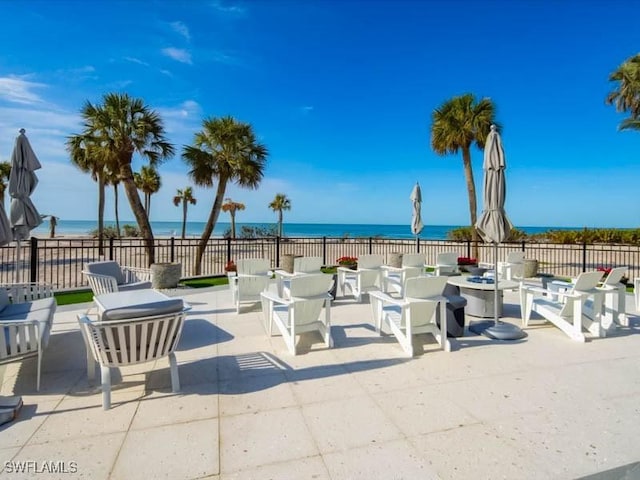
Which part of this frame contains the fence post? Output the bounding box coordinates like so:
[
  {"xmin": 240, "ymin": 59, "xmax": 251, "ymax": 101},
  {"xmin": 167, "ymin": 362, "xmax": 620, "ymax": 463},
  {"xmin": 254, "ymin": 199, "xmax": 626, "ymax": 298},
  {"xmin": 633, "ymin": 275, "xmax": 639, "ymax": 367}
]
[
  {"xmin": 30, "ymin": 237, "xmax": 38, "ymax": 283},
  {"xmin": 226, "ymin": 237, "xmax": 232, "ymax": 263},
  {"xmin": 521, "ymin": 240, "xmax": 525, "ymax": 252},
  {"xmin": 322, "ymin": 236, "xmax": 327, "ymax": 266},
  {"xmin": 170, "ymin": 236, "xmax": 175, "ymax": 263},
  {"xmin": 369, "ymin": 237, "xmax": 373, "ymax": 254},
  {"xmin": 109, "ymin": 237, "xmax": 114, "ymax": 261},
  {"xmin": 466, "ymin": 240, "xmax": 471, "ymax": 259},
  {"xmin": 276, "ymin": 236, "xmax": 281, "ymax": 267},
  {"xmin": 582, "ymin": 241, "xmax": 587, "ymax": 272},
  {"xmin": 416, "ymin": 237, "xmax": 420, "ymax": 253}
]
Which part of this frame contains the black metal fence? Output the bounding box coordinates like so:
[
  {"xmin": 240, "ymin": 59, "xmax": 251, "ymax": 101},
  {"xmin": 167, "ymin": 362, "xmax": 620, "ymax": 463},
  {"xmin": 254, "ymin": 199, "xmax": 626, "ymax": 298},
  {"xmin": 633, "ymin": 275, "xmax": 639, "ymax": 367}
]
[{"xmin": 1, "ymin": 236, "xmax": 638, "ymax": 291}]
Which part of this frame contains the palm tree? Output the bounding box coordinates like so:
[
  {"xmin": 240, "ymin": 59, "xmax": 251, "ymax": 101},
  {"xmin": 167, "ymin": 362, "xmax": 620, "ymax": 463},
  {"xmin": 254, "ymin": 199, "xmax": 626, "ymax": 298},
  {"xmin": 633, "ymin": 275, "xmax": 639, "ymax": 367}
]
[
  {"xmin": 173, "ymin": 187, "xmax": 197, "ymax": 239},
  {"xmin": 134, "ymin": 165, "xmax": 161, "ymax": 217},
  {"xmin": 68, "ymin": 93, "xmax": 174, "ymax": 264},
  {"xmin": 221, "ymin": 198, "xmax": 245, "ymax": 239},
  {"xmin": 269, "ymin": 193, "xmax": 291, "ymax": 238},
  {"xmin": 606, "ymin": 53, "xmax": 640, "ymax": 131},
  {"xmin": 182, "ymin": 116, "xmax": 268, "ymax": 275},
  {"xmin": 0, "ymin": 161, "xmax": 11, "ymax": 208},
  {"xmin": 431, "ymin": 93, "xmax": 497, "ymax": 260},
  {"xmin": 67, "ymin": 134, "xmax": 115, "ymax": 254},
  {"xmin": 105, "ymin": 166, "xmax": 121, "ymax": 237}
]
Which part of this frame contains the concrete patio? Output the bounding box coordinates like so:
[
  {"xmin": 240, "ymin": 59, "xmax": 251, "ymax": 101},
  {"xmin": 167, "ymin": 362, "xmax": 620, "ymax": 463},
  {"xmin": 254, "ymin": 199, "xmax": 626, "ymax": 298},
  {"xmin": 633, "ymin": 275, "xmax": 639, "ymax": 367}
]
[{"xmin": 1, "ymin": 282, "xmax": 640, "ymax": 479}]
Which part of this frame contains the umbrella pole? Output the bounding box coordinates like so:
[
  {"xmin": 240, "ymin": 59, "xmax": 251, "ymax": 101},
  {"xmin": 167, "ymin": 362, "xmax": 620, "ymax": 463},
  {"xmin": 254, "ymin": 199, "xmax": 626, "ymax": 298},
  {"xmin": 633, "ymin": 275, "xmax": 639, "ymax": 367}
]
[
  {"xmin": 494, "ymin": 242, "xmax": 499, "ymax": 326},
  {"xmin": 15, "ymin": 240, "xmax": 21, "ymax": 283}
]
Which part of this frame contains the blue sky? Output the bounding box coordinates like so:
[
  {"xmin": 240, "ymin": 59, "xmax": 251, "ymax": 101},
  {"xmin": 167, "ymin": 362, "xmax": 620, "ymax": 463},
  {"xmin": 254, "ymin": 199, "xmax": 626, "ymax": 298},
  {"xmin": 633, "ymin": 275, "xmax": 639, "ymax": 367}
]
[{"xmin": 0, "ymin": 0, "xmax": 638, "ymax": 228}]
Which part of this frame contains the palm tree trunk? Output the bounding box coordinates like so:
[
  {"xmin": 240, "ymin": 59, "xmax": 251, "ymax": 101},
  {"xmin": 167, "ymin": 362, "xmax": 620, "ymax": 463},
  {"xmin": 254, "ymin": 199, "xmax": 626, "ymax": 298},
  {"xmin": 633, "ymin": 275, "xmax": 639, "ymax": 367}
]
[
  {"xmin": 195, "ymin": 177, "xmax": 227, "ymax": 275},
  {"xmin": 278, "ymin": 210, "xmax": 283, "ymax": 237},
  {"xmin": 181, "ymin": 200, "xmax": 187, "ymax": 239},
  {"xmin": 120, "ymin": 163, "xmax": 155, "ymax": 265},
  {"xmin": 98, "ymin": 172, "xmax": 106, "ymax": 256},
  {"xmin": 462, "ymin": 146, "xmax": 479, "ymax": 260},
  {"xmin": 114, "ymin": 183, "xmax": 121, "ymax": 238},
  {"xmin": 148, "ymin": 193, "xmax": 152, "ymax": 218},
  {"xmin": 231, "ymin": 211, "xmax": 236, "ymax": 239}
]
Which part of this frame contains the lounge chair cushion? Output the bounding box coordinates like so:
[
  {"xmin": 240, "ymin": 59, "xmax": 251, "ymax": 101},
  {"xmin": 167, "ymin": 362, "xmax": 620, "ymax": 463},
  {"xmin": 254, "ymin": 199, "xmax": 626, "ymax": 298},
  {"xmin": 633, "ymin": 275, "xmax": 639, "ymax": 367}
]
[
  {"xmin": 85, "ymin": 261, "xmax": 126, "ymax": 284},
  {"xmin": 101, "ymin": 298, "xmax": 184, "ymax": 321},
  {"xmin": 0, "ymin": 297, "xmax": 56, "ymax": 317},
  {"xmin": 117, "ymin": 281, "xmax": 153, "ymax": 292},
  {"xmin": 2, "ymin": 309, "xmax": 53, "ymax": 351}
]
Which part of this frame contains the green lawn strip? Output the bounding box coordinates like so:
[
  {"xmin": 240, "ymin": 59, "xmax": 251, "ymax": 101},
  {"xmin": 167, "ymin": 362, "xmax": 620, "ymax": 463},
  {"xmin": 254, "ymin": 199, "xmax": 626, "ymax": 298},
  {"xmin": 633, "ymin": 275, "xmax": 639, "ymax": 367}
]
[
  {"xmin": 179, "ymin": 276, "xmax": 228, "ymax": 288},
  {"xmin": 54, "ymin": 290, "xmax": 93, "ymax": 305}
]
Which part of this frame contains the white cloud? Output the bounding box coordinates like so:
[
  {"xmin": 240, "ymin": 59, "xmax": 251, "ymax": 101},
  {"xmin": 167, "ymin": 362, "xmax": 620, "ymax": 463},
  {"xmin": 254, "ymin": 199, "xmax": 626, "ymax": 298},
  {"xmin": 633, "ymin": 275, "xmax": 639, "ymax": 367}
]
[
  {"xmin": 160, "ymin": 69, "xmax": 173, "ymax": 77},
  {"xmin": 124, "ymin": 57, "xmax": 150, "ymax": 67},
  {"xmin": 161, "ymin": 47, "xmax": 193, "ymax": 65},
  {"xmin": 170, "ymin": 21, "xmax": 191, "ymax": 41},
  {"xmin": 0, "ymin": 76, "xmax": 46, "ymax": 105},
  {"xmin": 210, "ymin": 1, "xmax": 246, "ymax": 16},
  {"xmin": 301, "ymin": 106, "xmax": 314, "ymax": 114}
]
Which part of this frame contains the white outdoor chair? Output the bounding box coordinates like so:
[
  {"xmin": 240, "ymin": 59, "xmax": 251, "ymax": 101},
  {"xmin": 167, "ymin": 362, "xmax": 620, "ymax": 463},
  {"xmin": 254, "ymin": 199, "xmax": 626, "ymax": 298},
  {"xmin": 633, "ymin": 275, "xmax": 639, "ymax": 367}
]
[
  {"xmin": 274, "ymin": 256, "xmax": 323, "ymax": 297},
  {"xmin": 520, "ymin": 270, "xmax": 605, "ymax": 342},
  {"xmin": 482, "ymin": 251, "xmax": 525, "ymax": 280},
  {"xmin": 228, "ymin": 258, "xmax": 272, "ymax": 313},
  {"xmin": 381, "ymin": 253, "xmax": 426, "ymax": 296},
  {"xmin": 427, "ymin": 252, "xmax": 459, "ymax": 276},
  {"xmin": 77, "ymin": 303, "xmax": 186, "ymax": 410},
  {"xmin": 337, "ymin": 254, "xmax": 384, "ymax": 302},
  {"xmin": 260, "ymin": 274, "xmax": 333, "ymax": 355},
  {"xmin": 82, "ymin": 260, "xmax": 153, "ymax": 296},
  {"xmin": 369, "ymin": 276, "xmax": 450, "ymax": 357},
  {"xmin": 0, "ymin": 283, "xmax": 56, "ymax": 391}
]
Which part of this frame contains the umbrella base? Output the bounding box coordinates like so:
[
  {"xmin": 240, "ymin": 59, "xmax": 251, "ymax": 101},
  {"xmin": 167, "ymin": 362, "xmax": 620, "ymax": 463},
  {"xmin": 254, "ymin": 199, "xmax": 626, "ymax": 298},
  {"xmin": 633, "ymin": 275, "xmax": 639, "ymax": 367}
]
[{"xmin": 469, "ymin": 321, "xmax": 528, "ymax": 340}]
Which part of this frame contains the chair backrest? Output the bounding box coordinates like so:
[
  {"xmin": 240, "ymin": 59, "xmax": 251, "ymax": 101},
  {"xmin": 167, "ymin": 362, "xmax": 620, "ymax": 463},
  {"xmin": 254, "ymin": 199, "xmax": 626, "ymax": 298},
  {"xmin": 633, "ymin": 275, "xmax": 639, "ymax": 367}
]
[
  {"xmin": 402, "ymin": 253, "xmax": 426, "ymax": 268},
  {"xmin": 236, "ymin": 275, "xmax": 270, "ymax": 300},
  {"xmin": 85, "ymin": 261, "xmax": 125, "ymax": 284},
  {"xmin": 436, "ymin": 252, "xmax": 458, "ymax": 267},
  {"xmin": 358, "ymin": 255, "xmax": 384, "ymax": 269},
  {"xmin": 505, "ymin": 251, "xmax": 525, "ymax": 264},
  {"xmin": 602, "ymin": 266, "xmax": 627, "ymax": 286},
  {"xmin": 560, "ymin": 271, "xmax": 605, "ymax": 317},
  {"xmin": 288, "ymin": 274, "xmax": 332, "ymax": 326},
  {"xmin": 237, "ymin": 258, "xmax": 271, "ymax": 275},
  {"xmin": 403, "ymin": 276, "xmax": 448, "ymax": 327},
  {"xmin": 293, "ymin": 256, "xmax": 323, "ymax": 274}
]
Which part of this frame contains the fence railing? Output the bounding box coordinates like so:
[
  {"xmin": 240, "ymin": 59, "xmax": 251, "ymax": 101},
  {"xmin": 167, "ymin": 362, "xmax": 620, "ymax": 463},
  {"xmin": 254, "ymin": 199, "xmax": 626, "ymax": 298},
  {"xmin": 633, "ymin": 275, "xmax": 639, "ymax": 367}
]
[{"xmin": 1, "ymin": 236, "xmax": 638, "ymax": 291}]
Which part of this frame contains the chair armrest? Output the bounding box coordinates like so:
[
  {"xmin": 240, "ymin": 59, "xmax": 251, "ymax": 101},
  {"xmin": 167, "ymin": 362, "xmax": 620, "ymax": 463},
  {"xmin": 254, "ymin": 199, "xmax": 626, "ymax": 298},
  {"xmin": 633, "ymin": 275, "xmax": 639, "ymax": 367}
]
[
  {"xmin": 337, "ymin": 266, "xmax": 355, "ymax": 273},
  {"xmin": 260, "ymin": 290, "xmax": 292, "ymax": 306},
  {"xmin": 380, "ymin": 265, "xmax": 402, "ymax": 273},
  {"xmin": 274, "ymin": 270, "xmax": 295, "ymax": 279},
  {"xmin": 122, "ymin": 266, "xmax": 153, "ymax": 283},
  {"xmin": 369, "ymin": 290, "xmax": 407, "ymax": 307}
]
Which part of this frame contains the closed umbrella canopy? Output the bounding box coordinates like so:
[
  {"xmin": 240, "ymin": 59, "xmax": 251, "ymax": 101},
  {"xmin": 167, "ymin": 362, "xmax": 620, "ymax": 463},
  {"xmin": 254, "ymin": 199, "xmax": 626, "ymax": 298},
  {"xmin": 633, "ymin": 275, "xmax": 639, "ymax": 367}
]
[
  {"xmin": 410, "ymin": 182, "xmax": 424, "ymax": 236},
  {"xmin": 0, "ymin": 207, "xmax": 10, "ymax": 247},
  {"xmin": 476, "ymin": 125, "xmax": 512, "ymax": 243},
  {"xmin": 473, "ymin": 124, "xmax": 526, "ymax": 341},
  {"xmin": 9, "ymin": 129, "xmax": 42, "ymax": 241}
]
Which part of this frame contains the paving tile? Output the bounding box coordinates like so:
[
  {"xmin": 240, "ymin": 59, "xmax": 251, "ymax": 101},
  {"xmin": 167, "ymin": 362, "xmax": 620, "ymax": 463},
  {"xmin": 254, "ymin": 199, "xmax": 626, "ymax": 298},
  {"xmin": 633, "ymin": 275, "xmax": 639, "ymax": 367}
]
[
  {"xmin": 220, "ymin": 455, "xmax": 330, "ymax": 480},
  {"xmin": 130, "ymin": 383, "xmax": 219, "ymax": 430},
  {"xmin": 322, "ymin": 438, "xmax": 438, "ymax": 480},
  {"xmin": 0, "ymin": 400, "xmax": 59, "ymax": 449},
  {"xmin": 111, "ymin": 419, "xmax": 219, "ymax": 480},
  {"xmin": 0, "ymin": 447, "xmax": 21, "ymax": 474},
  {"xmin": 285, "ymin": 363, "xmax": 368, "ymax": 405},
  {"xmin": 302, "ymin": 395, "xmax": 403, "ymax": 454},
  {"xmin": 218, "ymin": 372, "xmax": 296, "ymax": 416},
  {"xmin": 8, "ymin": 432, "xmax": 125, "ymax": 480},
  {"xmin": 220, "ymin": 407, "xmax": 317, "ymax": 473}
]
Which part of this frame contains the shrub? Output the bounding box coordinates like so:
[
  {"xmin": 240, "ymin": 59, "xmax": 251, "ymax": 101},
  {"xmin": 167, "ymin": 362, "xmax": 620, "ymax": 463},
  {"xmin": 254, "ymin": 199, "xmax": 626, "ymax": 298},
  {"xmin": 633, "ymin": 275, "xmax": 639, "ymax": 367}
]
[{"xmin": 121, "ymin": 224, "xmax": 140, "ymax": 237}]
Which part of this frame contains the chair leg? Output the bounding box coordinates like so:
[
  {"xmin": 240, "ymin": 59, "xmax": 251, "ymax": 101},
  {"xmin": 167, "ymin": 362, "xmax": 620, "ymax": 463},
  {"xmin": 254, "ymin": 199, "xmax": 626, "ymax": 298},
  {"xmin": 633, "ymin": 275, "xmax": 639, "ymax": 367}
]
[
  {"xmin": 87, "ymin": 351, "xmax": 96, "ymax": 384},
  {"xmin": 168, "ymin": 352, "xmax": 180, "ymax": 393},
  {"xmin": 36, "ymin": 347, "xmax": 42, "ymax": 392},
  {"xmin": 101, "ymin": 366, "xmax": 111, "ymax": 410}
]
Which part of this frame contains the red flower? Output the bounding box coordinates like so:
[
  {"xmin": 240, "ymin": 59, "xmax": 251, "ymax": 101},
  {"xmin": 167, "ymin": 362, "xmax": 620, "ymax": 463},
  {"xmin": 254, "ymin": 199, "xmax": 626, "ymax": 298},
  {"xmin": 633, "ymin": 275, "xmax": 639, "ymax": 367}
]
[{"xmin": 337, "ymin": 256, "xmax": 358, "ymax": 265}]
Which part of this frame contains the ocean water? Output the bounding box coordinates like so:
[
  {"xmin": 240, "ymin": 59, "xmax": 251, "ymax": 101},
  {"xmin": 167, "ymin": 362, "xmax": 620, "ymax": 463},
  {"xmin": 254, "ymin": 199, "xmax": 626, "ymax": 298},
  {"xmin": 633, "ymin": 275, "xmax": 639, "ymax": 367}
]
[{"xmin": 32, "ymin": 220, "xmax": 580, "ymax": 240}]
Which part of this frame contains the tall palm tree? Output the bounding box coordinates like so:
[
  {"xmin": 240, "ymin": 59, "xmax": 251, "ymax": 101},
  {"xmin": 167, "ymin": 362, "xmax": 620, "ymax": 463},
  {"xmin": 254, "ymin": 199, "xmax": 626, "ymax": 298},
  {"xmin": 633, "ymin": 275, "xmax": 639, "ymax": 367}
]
[
  {"xmin": 606, "ymin": 53, "xmax": 640, "ymax": 131},
  {"xmin": 105, "ymin": 166, "xmax": 121, "ymax": 237},
  {"xmin": 269, "ymin": 193, "xmax": 291, "ymax": 238},
  {"xmin": 173, "ymin": 187, "xmax": 197, "ymax": 239},
  {"xmin": 182, "ymin": 116, "xmax": 268, "ymax": 275},
  {"xmin": 134, "ymin": 165, "xmax": 161, "ymax": 217},
  {"xmin": 221, "ymin": 198, "xmax": 245, "ymax": 239},
  {"xmin": 68, "ymin": 93, "xmax": 174, "ymax": 264},
  {"xmin": 0, "ymin": 161, "xmax": 11, "ymax": 208},
  {"xmin": 431, "ymin": 93, "xmax": 497, "ymax": 260},
  {"xmin": 67, "ymin": 135, "xmax": 115, "ymax": 254}
]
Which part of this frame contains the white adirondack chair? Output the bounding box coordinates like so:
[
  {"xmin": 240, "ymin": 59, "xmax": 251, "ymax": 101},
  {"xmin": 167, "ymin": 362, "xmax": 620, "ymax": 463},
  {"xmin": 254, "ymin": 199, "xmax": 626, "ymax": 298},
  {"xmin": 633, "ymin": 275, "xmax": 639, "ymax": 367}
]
[
  {"xmin": 381, "ymin": 253, "xmax": 425, "ymax": 296},
  {"xmin": 260, "ymin": 274, "xmax": 333, "ymax": 355},
  {"xmin": 337, "ymin": 254, "xmax": 384, "ymax": 302},
  {"xmin": 274, "ymin": 256, "xmax": 323, "ymax": 297},
  {"xmin": 427, "ymin": 252, "xmax": 459, "ymax": 276},
  {"xmin": 228, "ymin": 258, "xmax": 272, "ymax": 313},
  {"xmin": 520, "ymin": 270, "xmax": 605, "ymax": 342},
  {"xmin": 369, "ymin": 276, "xmax": 450, "ymax": 357},
  {"xmin": 481, "ymin": 251, "xmax": 525, "ymax": 280}
]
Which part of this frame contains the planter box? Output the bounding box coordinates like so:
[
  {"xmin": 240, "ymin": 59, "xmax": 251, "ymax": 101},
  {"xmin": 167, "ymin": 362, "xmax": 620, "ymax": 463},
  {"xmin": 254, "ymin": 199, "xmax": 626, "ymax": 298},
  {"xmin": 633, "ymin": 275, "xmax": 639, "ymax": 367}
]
[{"xmin": 151, "ymin": 262, "xmax": 182, "ymax": 289}]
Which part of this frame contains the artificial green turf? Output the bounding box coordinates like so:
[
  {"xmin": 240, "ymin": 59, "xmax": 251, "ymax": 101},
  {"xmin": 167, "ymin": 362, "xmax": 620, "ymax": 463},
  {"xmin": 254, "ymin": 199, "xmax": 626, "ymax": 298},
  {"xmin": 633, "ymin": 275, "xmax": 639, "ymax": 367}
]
[
  {"xmin": 54, "ymin": 290, "xmax": 94, "ymax": 305},
  {"xmin": 179, "ymin": 276, "xmax": 228, "ymax": 288}
]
